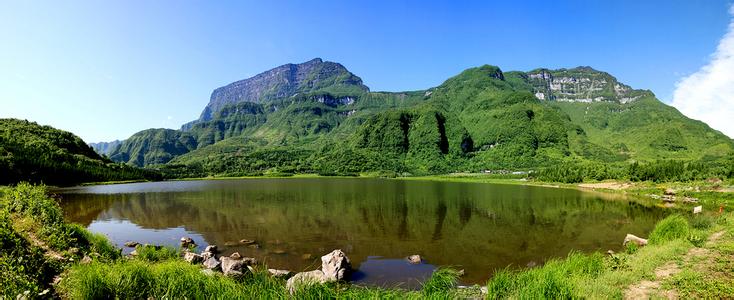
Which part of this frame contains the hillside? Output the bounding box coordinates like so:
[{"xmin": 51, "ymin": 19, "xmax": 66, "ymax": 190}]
[
  {"xmin": 0, "ymin": 119, "xmax": 159, "ymax": 185},
  {"xmin": 106, "ymin": 59, "xmax": 734, "ymax": 176}
]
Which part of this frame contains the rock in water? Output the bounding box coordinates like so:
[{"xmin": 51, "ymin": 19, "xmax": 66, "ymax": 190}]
[
  {"xmin": 623, "ymin": 234, "xmax": 648, "ymax": 246},
  {"xmin": 203, "ymin": 257, "xmax": 221, "ymax": 271},
  {"xmin": 229, "ymin": 252, "xmax": 241, "ymax": 259},
  {"xmin": 124, "ymin": 241, "xmax": 139, "ymax": 248},
  {"xmin": 321, "ymin": 249, "xmax": 351, "ymax": 281},
  {"xmin": 286, "ymin": 270, "xmax": 327, "ymax": 294},
  {"xmin": 183, "ymin": 252, "xmax": 203, "ymax": 264},
  {"xmin": 220, "ymin": 257, "xmax": 247, "ymax": 277},
  {"xmin": 407, "ymin": 254, "xmax": 422, "ymax": 264}
]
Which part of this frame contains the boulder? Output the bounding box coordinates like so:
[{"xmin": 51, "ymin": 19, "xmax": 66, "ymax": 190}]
[
  {"xmin": 407, "ymin": 254, "xmax": 422, "ymax": 264},
  {"xmin": 124, "ymin": 241, "xmax": 139, "ymax": 248},
  {"xmin": 203, "ymin": 257, "xmax": 221, "ymax": 271},
  {"xmin": 321, "ymin": 249, "xmax": 351, "ymax": 281},
  {"xmin": 204, "ymin": 245, "xmax": 218, "ymax": 254},
  {"xmin": 268, "ymin": 269, "xmax": 293, "ymax": 278},
  {"xmin": 623, "ymin": 234, "xmax": 648, "ymax": 246},
  {"xmin": 220, "ymin": 257, "xmax": 248, "ymax": 277},
  {"xmin": 664, "ymin": 188, "xmax": 677, "ymax": 196},
  {"xmin": 286, "ymin": 270, "xmax": 327, "ymax": 294},
  {"xmin": 80, "ymin": 256, "xmax": 92, "ymax": 264},
  {"xmin": 180, "ymin": 237, "xmax": 195, "ymax": 248},
  {"xmin": 184, "ymin": 252, "xmax": 203, "ymax": 264},
  {"xmin": 229, "ymin": 252, "xmax": 241, "ymax": 259},
  {"xmin": 242, "ymin": 257, "xmax": 258, "ymax": 265}
]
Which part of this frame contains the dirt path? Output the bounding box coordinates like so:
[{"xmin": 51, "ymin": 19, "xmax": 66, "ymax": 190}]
[
  {"xmin": 578, "ymin": 182, "xmax": 633, "ymax": 190},
  {"xmin": 623, "ymin": 230, "xmax": 727, "ymax": 299}
]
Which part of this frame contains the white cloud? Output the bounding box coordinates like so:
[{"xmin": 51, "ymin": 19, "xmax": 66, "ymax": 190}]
[{"xmin": 671, "ymin": 4, "xmax": 734, "ymax": 138}]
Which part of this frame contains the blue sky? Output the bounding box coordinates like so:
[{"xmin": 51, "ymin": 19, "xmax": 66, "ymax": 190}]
[{"xmin": 1, "ymin": 0, "xmax": 733, "ymax": 142}]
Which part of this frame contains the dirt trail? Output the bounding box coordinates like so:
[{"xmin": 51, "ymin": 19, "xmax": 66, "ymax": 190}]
[{"xmin": 623, "ymin": 231, "xmax": 726, "ymax": 300}]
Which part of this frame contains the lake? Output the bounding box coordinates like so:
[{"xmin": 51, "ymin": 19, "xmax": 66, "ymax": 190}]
[{"xmin": 57, "ymin": 178, "xmax": 666, "ymax": 288}]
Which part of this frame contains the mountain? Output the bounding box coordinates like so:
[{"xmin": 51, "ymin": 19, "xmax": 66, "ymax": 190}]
[
  {"xmin": 107, "ymin": 59, "xmax": 734, "ymax": 176},
  {"xmin": 0, "ymin": 119, "xmax": 159, "ymax": 185},
  {"xmin": 192, "ymin": 58, "xmax": 369, "ymax": 124},
  {"xmin": 89, "ymin": 140, "xmax": 123, "ymax": 156}
]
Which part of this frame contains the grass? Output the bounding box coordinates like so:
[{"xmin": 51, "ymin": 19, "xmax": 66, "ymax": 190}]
[{"xmin": 648, "ymin": 215, "xmax": 690, "ymax": 245}]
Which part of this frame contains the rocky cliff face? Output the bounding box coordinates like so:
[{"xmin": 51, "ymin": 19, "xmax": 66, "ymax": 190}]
[
  {"xmin": 89, "ymin": 140, "xmax": 123, "ymax": 156},
  {"xmin": 198, "ymin": 58, "xmax": 369, "ymax": 122},
  {"xmin": 526, "ymin": 67, "xmax": 648, "ymax": 103}
]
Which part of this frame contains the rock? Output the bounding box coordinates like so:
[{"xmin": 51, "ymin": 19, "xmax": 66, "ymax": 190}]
[
  {"xmin": 184, "ymin": 252, "xmax": 203, "ymax": 264},
  {"xmin": 224, "ymin": 241, "xmax": 237, "ymax": 247},
  {"xmin": 129, "ymin": 250, "xmax": 138, "ymax": 256},
  {"xmin": 247, "ymin": 244, "xmax": 260, "ymax": 249},
  {"xmin": 239, "ymin": 239, "xmax": 256, "ymax": 245},
  {"xmin": 623, "ymin": 234, "xmax": 648, "ymax": 246},
  {"xmin": 201, "ymin": 251, "xmax": 215, "ymax": 261},
  {"xmin": 242, "ymin": 257, "xmax": 257, "ymax": 265},
  {"xmin": 180, "ymin": 237, "xmax": 195, "ymax": 248},
  {"xmin": 684, "ymin": 197, "xmax": 700, "ymax": 203},
  {"xmin": 407, "ymin": 254, "xmax": 422, "ymax": 264},
  {"xmin": 664, "ymin": 188, "xmax": 677, "ymax": 196},
  {"xmin": 229, "ymin": 252, "xmax": 241, "ymax": 259},
  {"xmin": 268, "ymin": 269, "xmax": 293, "ymax": 278},
  {"xmin": 693, "ymin": 206, "xmax": 703, "ymax": 214},
  {"xmin": 204, "ymin": 245, "xmax": 218, "ymax": 254},
  {"xmin": 457, "ymin": 269, "xmax": 465, "ymax": 277},
  {"xmin": 124, "ymin": 241, "xmax": 139, "ymax": 248},
  {"xmin": 321, "ymin": 249, "xmax": 351, "ymax": 281},
  {"xmin": 607, "ymin": 250, "xmax": 615, "ymax": 255},
  {"xmin": 220, "ymin": 257, "xmax": 248, "ymax": 277},
  {"xmin": 203, "ymin": 257, "xmax": 221, "ymax": 271},
  {"xmin": 80, "ymin": 256, "xmax": 92, "ymax": 264},
  {"xmin": 301, "ymin": 253, "xmax": 313, "ymax": 260},
  {"xmin": 286, "ymin": 270, "xmax": 327, "ymax": 294},
  {"xmin": 272, "ymin": 249, "xmax": 287, "ymax": 255},
  {"xmin": 526, "ymin": 261, "xmax": 537, "ymax": 268}
]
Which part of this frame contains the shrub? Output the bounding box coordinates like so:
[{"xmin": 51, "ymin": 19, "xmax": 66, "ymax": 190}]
[
  {"xmin": 649, "ymin": 215, "xmax": 690, "ymax": 245},
  {"xmin": 421, "ymin": 268, "xmax": 460, "ymax": 296}
]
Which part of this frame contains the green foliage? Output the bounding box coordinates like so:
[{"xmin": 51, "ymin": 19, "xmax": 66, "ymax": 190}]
[
  {"xmin": 648, "ymin": 215, "xmax": 690, "ymax": 245},
  {"xmin": 0, "ymin": 119, "xmax": 159, "ymax": 186},
  {"xmin": 485, "ymin": 252, "xmax": 604, "ymax": 299},
  {"xmin": 96, "ymin": 63, "xmax": 733, "ymax": 178},
  {"xmin": 134, "ymin": 245, "xmax": 179, "ymax": 262},
  {"xmin": 421, "ymin": 268, "xmax": 460, "ymax": 296}
]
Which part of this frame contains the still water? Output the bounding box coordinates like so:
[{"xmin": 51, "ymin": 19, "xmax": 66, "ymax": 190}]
[{"xmin": 57, "ymin": 178, "xmax": 665, "ymax": 287}]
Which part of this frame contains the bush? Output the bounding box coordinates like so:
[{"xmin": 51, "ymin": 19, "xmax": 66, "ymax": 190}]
[
  {"xmin": 649, "ymin": 215, "xmax": 690, "ymax": 245},
  {"xmin": 421, "ymin": 268, "xmax": 460, "ymax": 296}
]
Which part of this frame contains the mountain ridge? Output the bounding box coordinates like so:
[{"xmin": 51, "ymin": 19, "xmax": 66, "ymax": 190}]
[{"xmin": 104, "ymin": 59, "xmax": 733, "ymax": 176}]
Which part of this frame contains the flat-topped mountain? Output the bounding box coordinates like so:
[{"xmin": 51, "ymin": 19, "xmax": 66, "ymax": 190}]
[
  {"xmin": 196, "ymin": 58, "xmax": 369, "ymax": 122},
  {"xmin": 106, "ymin": 59, "xmax": 733, "ymax": 176}
]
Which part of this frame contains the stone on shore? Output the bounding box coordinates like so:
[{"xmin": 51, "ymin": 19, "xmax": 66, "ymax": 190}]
[
  {"xmin": 204, "ymin": 245, "xmax": 218, "ymax": 254},
  {"xmin": 268, "ymin": 269, "xmax": 293, "ymax": 278},
  {"xmin": 124, "ymin": 241, "xmax": 139, "ymax": 248},
  {"xmin": 623, "ymin": 234, "xmax": 648, "ymax": 246},
  {"xmin": 220, "ymin": 257, "xmax": 248, "ymax": 277},
  {"xmin": 286, "ymin": 270, "xmax": 327, "ymax": 294},
  {"xmin": 203, "ymin": 257, "xmax": 221, "ymax": 271},
  {"xmin": 184, "ymin": 252, "xmax": 203, "ymax": 264},
  {"xmin": 321, "ymin": 249, "xmax": 351, "ymax": 281},
  {"xmin": 180, "ymin": 237, "xmax": 195, "ymax": 248}
]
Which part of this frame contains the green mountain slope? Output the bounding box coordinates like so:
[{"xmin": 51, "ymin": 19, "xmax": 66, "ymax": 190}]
[
  {"xmin": 107, "ymin": 59, "xmax": 734, "ymax": 176},
  {"xmin": 0, "ymin": 119, "xmax": 159, "ymax": 185}
]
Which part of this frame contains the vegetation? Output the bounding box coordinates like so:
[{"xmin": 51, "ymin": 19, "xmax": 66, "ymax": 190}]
[
  {"xmin": 97, "ymin": 62, "xmax": 732, "ymax": 179},
  {"xmin": 0, "ymin": 119, "xmax": 159, "ymax": 186}
]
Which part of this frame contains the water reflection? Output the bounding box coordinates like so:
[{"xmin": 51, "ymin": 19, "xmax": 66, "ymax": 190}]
[{"xmin": 57, "ymin": 178, "xmax": 666, "ymax": 285}]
